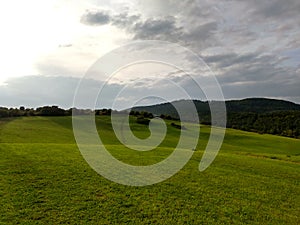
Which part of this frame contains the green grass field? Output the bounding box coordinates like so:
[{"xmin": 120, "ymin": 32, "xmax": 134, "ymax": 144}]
[{"xmin": 0, "ymin": 116, "xmax": 299, "ymax": 224}]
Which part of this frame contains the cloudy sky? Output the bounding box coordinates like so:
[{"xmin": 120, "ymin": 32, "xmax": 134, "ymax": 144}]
[{"xmin": 0, "ymin": 0, "xmax": 299, "ymax": 109}]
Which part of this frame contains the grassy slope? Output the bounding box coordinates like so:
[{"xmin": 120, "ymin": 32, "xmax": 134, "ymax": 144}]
[{"xmin": 0, "ymin": 116, "xmax": 299, "ymax": 224}]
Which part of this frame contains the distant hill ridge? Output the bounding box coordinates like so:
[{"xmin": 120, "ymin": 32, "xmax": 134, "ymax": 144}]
[
  {"xmin": 132, "ymin": 98, "xmax": 300, "ymax": 138},
  {"xmin": 132, "ymin": 98, "xmax": 300, "ymax": 117}
]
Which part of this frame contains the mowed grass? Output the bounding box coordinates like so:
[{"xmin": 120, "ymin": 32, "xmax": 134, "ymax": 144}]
[{"xmin": 0, "ymin": 116, "xmax": 299, "ymax": 224}]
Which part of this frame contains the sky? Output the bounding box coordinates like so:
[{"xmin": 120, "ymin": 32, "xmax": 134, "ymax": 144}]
[{"xmin": 0, "ymin": 0, "xmax": 299, "ymax": 109}]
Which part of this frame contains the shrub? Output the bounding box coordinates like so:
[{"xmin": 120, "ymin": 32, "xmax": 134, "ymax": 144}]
[{"xmin": 136, "ymin": 117, "xmax": 150, "ymax": 125}]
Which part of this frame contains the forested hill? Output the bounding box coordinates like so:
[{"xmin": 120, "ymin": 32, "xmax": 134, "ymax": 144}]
[
  {"xmin": 226, "ymin": 98, "xmax": 300, "ymax": 113},
  {"xmin": 133, "ymin": 98, "xmax": 300, "ymax": 116},
  {"xmin": 132, "ymin": 98, "xmax": 300, "ymax": 138}
]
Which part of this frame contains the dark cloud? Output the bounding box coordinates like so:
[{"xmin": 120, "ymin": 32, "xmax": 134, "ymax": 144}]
[
  {"xmin": 185, "ymin": 22, "xmax": 218, "ymax": 40},
  {"xmin": 182, "ymin": 21, "xmax": 219, "ymax": 49},
  {"xmin": 204, "ymin": 52, "xmax": 281, "ymax": 70},
  {"xmin": 222, "ymin": 79, "xmax": 300, "ymax": 102},
  {"xmin": 203, "ymin": 51, "xmax": 294, "ymax": 84},
  {"xmin": 132, "ymin": 17, "xmax": 183, "ymax": 41},
  {"xmin": 80, "ymin": 10, "xmax": 111, "ymax": 25},
  {"xmin": 111, "ymin": 12, "xmax": 141, "ymax": 28},
  {"xmin": 80, "ymin": 9, "xmax": 184, "ymax": 41},
  {"xmin": 80, "ymin": 8, "xmax": 220, "ymax": 46},
  {"xmin": 249, "ymin": 0, "xmax": 300, "ymax": 19},
  {"xmin": 74, "ymin": 1, "xmax": 300, "ymax": 104}
]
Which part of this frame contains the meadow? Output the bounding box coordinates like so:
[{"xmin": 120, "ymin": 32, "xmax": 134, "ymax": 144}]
[{"xmin": 0, "ymin": 116, "xmax": 299, "ymax": 224}]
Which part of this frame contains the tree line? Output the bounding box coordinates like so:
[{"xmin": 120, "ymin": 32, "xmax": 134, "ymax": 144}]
[
  {"xmin": 130, "ymin": 110, "xmax": 300, "ymax": 139},
  {"xmin": 1, "ymin": 105, "xmax": 299, "ymax": 139},
  {"xmin": 0, "ymin": 106, "xmax": 93, "ymax": 118},
  {"xmin": 226, "ymin": 111, "xmax": 300, "ymax": 138}
]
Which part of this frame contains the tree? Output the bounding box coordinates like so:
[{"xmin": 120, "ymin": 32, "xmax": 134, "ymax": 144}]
[
  {"xmin": 0, "ymin": 108, "xmax": 9, "ymax": 118},
  {"xmin": 136, "ymin": 117, "xmax": 150, "ymax": 125}
]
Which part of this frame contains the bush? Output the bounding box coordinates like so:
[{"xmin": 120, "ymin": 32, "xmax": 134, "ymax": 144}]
[
  {"xmin": 136, "ymin": 117, "xmax": 150, "ymax": 125},
  {"xmin": 171, "ymin": 122, "xmax": 186, "ymax": 130}
]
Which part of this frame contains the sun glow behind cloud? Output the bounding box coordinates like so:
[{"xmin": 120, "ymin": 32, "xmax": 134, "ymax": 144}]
[
  {"xmin": 0, "ymin": 0, "xmax": 123, "ymax": 84},
  {"xmin": 0, "ymin": 1, "xmax": 70, "ymax": 81}
]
